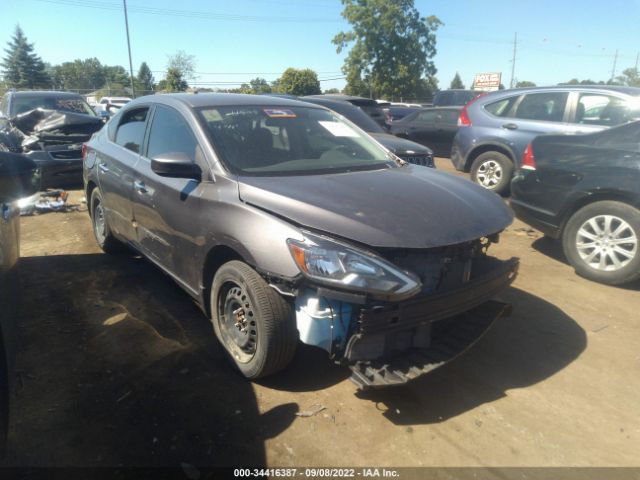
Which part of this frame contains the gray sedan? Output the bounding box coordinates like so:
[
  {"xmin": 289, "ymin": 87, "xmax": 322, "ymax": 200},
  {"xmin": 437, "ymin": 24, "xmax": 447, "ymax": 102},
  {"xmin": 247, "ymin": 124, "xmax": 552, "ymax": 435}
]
[{"xmin": 83, "ymin": 93, "xmax": 518, "ymax": 388}]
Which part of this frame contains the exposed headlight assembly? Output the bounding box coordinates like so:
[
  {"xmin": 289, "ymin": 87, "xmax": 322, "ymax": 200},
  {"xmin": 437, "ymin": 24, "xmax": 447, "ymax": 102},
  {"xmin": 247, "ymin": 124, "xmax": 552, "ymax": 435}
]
[{"xmin": 287, "ymin": 232, "xmax": 421, "ymax": 301}]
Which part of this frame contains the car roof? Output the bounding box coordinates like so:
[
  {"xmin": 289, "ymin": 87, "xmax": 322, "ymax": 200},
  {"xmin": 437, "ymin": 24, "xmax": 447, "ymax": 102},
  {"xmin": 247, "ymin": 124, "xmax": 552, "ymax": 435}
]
[
  {"xmin": 303, "ymin": 94, "xmax": 377, "ymax": 102},
  {"xmin": 129, "ymin": 92, "xmax": 326, "ymax": 109},
  {"xmin": 480, "ymin": 85, "xmax": 640, "ymax": 100}
]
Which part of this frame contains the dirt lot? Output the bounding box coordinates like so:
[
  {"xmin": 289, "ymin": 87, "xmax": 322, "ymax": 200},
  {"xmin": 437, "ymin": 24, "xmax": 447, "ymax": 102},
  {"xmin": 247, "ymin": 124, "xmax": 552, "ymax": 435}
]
[{"xmin": 2, "ymin": 158, "xmax": 639, "ymax": 469}]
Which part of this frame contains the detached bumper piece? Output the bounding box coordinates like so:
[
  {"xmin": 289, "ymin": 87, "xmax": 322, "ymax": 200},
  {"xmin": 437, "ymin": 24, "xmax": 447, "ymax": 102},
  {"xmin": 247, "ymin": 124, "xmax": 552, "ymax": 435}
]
[
  {"xmin": 346, "ymin": 258, "xmax": 518, "ymax": 389},
  {"xmin": 349, "ymin": 300, "xmax": 511, "ymax": 389}
]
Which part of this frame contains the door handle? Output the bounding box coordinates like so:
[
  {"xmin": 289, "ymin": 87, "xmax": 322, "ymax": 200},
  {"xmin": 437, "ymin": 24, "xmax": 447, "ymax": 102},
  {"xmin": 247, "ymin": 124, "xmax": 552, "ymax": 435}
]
[
  {"xmin": 98, "ymin": 163, "xmax": 109, "ymax": 173},
  {"xmin": 502, "ymin": 123, "xmax": 518, "ymax": 130},
  {"xmin": 134, "ymin": 180, "xmax": 148, "ymax": 194}
]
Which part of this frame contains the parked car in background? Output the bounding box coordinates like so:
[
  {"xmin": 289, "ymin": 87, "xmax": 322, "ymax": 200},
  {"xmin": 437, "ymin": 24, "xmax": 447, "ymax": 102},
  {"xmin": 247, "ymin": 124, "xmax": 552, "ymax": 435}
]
[
  {"xmin": 0, "ymin": 91, "xmax": 103, "ymax": 188},
  {"xmin": 303, "ymin": 94, "xmax": 389, "ymax": 129},
  {"xmin": 0, "ymin": 152, "xmax": 39, "ymax": 455},
  {"xmin": 452, "ymin": 85, "xmax": 640, "ymax": 195},
  {"xmin": 299, "ymin": 96, "xmax": 435, "ymax": 167},
  {"xmin": 384, "ymin": 105, "xmax": 424, "ymax": 126},
  {"xmin": 389, "ymin": 107, "xmax": 462, "ymax": 157},
  {"xmin": 94, "ymin": 96, "xmax": 131, "ymax": 118},
  {"xmin": 84, "ymin": 93, "xmax": 518, "ymax": 388},
  {"xmin": 433, "ymin": 89, "xmax": 481, "ymax": 107},
  {"xmin": 511, "ymin": 121, "xmax": 640, "ymax": 285}
]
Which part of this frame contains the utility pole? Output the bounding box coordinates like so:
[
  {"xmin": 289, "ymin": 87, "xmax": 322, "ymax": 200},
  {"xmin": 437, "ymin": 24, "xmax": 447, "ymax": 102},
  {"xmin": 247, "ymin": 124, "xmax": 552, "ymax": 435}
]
[
  {"xmin": 509, "ymin": 32, "xmax": 517, "ymax": 89},
  {"xmin": 610, "ymin": 49, "xmax": 618, "ymax": 83},
  {"xmin": 635, "ymin": 51, "xmax": 639, "ymax": 73},
  {"xmin": 123, "ymin": 0, "xmax": 136, "ymax": 97}
]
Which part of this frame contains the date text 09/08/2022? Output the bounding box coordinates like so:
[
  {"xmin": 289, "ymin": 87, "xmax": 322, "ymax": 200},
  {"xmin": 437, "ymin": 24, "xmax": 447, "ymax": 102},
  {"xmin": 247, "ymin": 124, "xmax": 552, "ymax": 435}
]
[{"xmin": 233, "ymin": 468, "xmax": 400, "ymax": 478}]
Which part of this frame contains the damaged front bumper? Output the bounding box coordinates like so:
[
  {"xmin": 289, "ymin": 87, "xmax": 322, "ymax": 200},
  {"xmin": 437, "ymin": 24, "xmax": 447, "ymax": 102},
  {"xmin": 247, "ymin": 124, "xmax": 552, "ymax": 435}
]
[{"xmin": 294, "ymin": 257, "xmax": 518, "ymax": 389}]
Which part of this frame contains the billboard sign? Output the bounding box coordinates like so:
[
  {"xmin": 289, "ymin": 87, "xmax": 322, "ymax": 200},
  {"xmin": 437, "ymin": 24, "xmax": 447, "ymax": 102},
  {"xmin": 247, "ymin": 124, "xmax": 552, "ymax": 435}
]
[{"xmin": 472, "ymin": 72, "xmax": 502, "ymax": 91}]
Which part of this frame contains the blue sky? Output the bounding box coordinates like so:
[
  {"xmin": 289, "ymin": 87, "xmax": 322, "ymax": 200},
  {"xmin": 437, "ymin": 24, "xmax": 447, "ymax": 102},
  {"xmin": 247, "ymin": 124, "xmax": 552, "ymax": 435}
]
[{"xmin": 2, "ymin": 0, "xmax": 640, "ymax": 95}]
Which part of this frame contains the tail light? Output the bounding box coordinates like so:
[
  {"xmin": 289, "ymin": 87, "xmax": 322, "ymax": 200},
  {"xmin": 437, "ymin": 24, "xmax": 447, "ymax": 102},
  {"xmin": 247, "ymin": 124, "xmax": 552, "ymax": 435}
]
[
  {"xmin": 522, "ymin": 143, "xmax": 536, "ymax": 170},
  {"xmin": 457, "ymin": 93, "xmax": 485, "ymax": 127},
  {"xmin": 81, "ymin": 143, "xmax": 88, "ymax": 161}
]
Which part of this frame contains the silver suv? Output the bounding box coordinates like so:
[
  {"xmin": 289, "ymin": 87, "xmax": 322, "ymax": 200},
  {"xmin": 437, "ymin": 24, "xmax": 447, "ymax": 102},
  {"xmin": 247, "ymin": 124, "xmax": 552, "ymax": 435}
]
[{"xmin": 451, "ymin": 85, "xmax": 640, "ymax": 194}]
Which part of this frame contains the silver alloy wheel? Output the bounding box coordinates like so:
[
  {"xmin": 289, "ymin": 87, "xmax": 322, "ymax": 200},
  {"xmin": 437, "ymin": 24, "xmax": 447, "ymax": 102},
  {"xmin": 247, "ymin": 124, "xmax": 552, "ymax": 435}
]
[
  {"xmin": 476, "ymin": 159, "xmax": 502, "ymax": 188},
  {"xmin": 93, "ymin": 202, "xmax": 106, "ymax": 245},
  {"xmin": 576, "ymin": 214, "xmax": 638, "ymax": 271}
]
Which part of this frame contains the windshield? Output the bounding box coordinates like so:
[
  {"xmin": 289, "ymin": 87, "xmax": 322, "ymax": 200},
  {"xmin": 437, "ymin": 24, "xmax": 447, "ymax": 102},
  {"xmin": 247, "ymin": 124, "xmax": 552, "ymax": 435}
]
[
  {"xmin": 197, "ymin": 105, "xmax": 395, "ymax": 176},
  {"xmin": 11, "ymin": 95, "xmax": 97, "ymax": 117}
]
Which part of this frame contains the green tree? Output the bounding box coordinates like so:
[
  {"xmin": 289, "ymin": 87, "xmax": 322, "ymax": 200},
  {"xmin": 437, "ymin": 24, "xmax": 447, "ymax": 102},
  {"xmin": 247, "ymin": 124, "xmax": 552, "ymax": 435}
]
[
  {"xmin": 249, "ymin": 77, "xmax": 272, "ymax": 94},
  {"xmin": 324, "ymin": 88, "xmax": 341, "ymax": 94},
  {"xmin": 159, "ymin": 67, "xmax": 188, "ymax": 92},
  {"xmin": 616, "ymin": 67, "xmax": 640, "ymax": 87},
  {"xmin": 136, "ymin": 61, "xmax": 155, "ymax": 94},
  {"xmin": 167, "ymin": 50, "xmax": 196, "ymax": 82},
  {"xmin": 2, "ymin": 25, "xmax": 50, "ymax": 89},
  {"xmin": 515, "ymin": 80, "xmax": 536, "ymax": 87},
  {"xmin": 274, "ymin": 68, "xmax": 321, "ymax": 95},
  {"xmin": 450, "ymin": 72, "xmax": 465, "ymax": 89},
  {"xmin": 49, "ymin": 58, "xmax": 106, "ymax": 92},
  {"xmin": 333, "ymin": 0, "xmax": 441, "ymax": 100}
]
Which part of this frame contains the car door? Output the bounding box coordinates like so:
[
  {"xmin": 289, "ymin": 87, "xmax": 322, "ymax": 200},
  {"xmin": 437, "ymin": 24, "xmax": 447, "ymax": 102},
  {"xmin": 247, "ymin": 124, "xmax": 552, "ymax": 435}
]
[
  {"xmin": 500, "ymin": 91, "xmax": 572, "ymax": 162},
  {"xmin": 566, "ymin": 91, "xmax": 640, "ymax": 134},
  {"xmin": 97, "ymin": 106, "xmax": 149, "ymax": 242},
  {"xmin": 131, "ymin": 104, "xmax": 210, "ymax": 290},
  {"xmin": 434, "ymin": 109, "xmax": 460, "ymax": 156},
  {"xmin": 406, "ymin": 110, "xmax": 440, "ymax": 149}
]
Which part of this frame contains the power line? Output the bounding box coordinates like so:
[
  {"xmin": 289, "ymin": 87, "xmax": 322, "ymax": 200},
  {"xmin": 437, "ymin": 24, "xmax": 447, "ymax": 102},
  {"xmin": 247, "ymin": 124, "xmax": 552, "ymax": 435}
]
[{"xmin": 33, "ymin": 0, "xmax": 341, "ymax": 23}]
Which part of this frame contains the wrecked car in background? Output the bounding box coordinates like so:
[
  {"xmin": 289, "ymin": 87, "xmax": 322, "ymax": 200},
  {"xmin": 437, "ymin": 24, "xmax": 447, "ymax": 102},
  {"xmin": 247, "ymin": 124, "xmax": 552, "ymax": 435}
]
[
  {"xmin": 83, "ymin": 93, "xmax": 519, "ymax": 389},
  {"xmin": 0, "ymin": 91, "xmax": 104, "ymax": 189}
]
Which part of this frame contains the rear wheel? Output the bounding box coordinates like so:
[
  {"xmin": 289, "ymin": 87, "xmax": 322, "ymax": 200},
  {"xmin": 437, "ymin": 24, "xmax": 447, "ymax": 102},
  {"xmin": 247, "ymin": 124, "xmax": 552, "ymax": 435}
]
[
  {"xmin": 562, "ymin": 201, "xmax": 640, "ymax": 285},
  {"xmin": 470, "ymin": 151, "xmax": 513, "ymax": 195},
  {"xmin": 210, "ymin": 260, "xmax": 298, "ymax": 379},
  {"xmin": 90, "ymin": 188, "xmax": 124, "ymax": 254}
]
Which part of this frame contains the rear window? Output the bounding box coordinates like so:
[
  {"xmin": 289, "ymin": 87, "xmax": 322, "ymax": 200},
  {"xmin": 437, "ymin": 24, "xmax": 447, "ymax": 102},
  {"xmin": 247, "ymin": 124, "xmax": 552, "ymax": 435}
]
[{"xmin": 10, "ymin": 95, "xmax": 96, "ymax": 117}]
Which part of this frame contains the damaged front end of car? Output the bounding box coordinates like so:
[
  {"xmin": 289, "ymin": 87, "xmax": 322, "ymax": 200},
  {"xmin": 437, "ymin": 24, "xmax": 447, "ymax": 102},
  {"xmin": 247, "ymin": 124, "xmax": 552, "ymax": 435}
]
[
  {"xmin": 0, "ymin": 108, "xmax": 104, "ymax": 188},
  {"xmin": 278, "ymin": 231, "xmax": 518, "ymax": 389}
]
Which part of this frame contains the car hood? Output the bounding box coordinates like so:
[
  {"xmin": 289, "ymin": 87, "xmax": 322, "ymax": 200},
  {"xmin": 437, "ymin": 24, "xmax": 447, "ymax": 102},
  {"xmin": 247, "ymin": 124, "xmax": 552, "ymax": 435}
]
[
  {"xmin": 238, "ymin": 166, "xmax": 512, "ymax": 249},
  {"xmin": 370, "ymin": 132, "xmax": 433, "ymax": 155}
]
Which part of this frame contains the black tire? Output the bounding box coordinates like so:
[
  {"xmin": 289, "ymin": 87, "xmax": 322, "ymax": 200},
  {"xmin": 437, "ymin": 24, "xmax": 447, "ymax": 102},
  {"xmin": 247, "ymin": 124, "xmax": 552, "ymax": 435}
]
[
  {"xmin": 470, "ymin": 151, "xmax": 514, "ymax": 195},
  {"xmin": 210, "ymin": 260, "xmax": 298, "ymax": 379},
  {"xmin": 90, "ymin": 188, "xmax": 124, "ymax": 254},
  {"xmin": 562, "ymin": 201, "xmax": 640, "ymax": 285}
]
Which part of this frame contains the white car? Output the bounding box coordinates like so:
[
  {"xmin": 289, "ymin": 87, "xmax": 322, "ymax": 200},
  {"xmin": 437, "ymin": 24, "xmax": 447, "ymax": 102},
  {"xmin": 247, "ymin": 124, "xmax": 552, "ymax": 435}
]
[{"xmin": 94, "ymin": 96, "xmax": 131, "ymax": 117}]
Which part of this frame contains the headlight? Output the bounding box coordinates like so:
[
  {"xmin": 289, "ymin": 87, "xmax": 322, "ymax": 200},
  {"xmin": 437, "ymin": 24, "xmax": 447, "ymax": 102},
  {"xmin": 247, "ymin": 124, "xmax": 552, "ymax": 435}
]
[{"xmin": 287, "ymin": 232, "xmax": 421, "ymax": 301}]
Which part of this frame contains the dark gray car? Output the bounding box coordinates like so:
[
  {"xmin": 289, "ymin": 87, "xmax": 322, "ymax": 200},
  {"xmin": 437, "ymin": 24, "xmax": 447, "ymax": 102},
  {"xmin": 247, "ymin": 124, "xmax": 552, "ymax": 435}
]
[
  {"xmin": 451, "ymin": 85, "xmax": 640, "ymax": 194},
  {"xmin": 83, "ymin": 93, "xmax": 518, "ymax": 388}
]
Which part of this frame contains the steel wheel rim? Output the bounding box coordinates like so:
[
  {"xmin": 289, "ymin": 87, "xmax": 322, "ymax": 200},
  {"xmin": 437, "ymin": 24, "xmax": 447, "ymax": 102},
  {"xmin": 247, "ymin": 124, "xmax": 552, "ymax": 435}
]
[
  {"xmin": 476, "ymin": 160, "xmax": 502, "ymax": 188},
  {"xmin": 217, "ymin": 282, "xmax": 257, "ymax": 363},
  {"xmin": 576, "ymin": 214, "xmax": 638, "ymax": 272},
  {"xmin": 93, "ymin": 202, "xmax": 106, "ymax": 245}
]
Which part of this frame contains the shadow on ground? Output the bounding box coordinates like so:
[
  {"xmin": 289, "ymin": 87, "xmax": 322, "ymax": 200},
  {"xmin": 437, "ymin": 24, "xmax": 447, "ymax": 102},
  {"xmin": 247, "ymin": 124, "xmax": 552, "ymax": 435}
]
[
  {"xmin": 5, "ymin": 253, "xmax": 298, "ymax": 467},
  {"xmin": 357, "ymin": 287, "xmax": 588, "ymax": 425}
]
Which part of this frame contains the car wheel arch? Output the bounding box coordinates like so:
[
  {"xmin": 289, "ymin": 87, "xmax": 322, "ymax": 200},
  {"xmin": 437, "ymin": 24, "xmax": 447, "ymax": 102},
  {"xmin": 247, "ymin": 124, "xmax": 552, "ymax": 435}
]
[
  {"xmin": 558, "ymin": 191, "xmax": 640, "ymax": 237},
  {"xmin": 201, "ymin": 244, "xmax": 249, "ymax": 317},
  {"xmin": 85, "ymin": 181, "xmax": 98, "ymax": 218},
  {"xmin": 465, "ymin": 143, "xmax": 515, "ymax": 172}
]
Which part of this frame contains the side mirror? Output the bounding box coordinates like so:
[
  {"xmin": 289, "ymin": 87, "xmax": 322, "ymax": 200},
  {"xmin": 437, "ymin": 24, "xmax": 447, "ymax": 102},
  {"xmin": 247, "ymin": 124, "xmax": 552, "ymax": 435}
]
[
  {"xmin": 151, "ymin": 152, "xmax": 201, "ymax": 180},
  {"xmin": 0, "ymin": 152, "xmax": 40, "ymax": 203}
]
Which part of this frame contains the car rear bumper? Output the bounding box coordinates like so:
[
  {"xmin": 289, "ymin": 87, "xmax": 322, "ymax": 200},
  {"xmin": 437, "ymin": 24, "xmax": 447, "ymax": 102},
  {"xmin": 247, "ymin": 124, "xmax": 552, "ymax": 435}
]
[{"xmin": 510, "ymin": 197, "xmax": 562, "ymax": 239}]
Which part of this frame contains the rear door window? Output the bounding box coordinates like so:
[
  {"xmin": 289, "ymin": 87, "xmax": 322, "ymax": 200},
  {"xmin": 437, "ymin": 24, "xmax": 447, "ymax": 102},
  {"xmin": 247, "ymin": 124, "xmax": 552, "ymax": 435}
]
[
  {"xmin": 437, "ymin": 110, "xmax": 460, "ymax": 125},
  {"xmin": 115, "ymin": 108, "xmax": 149, "ymax": 153},
  {"xmin": 575, "ymin": 93, "xmax": 640, "ymax": 126},
  {"xmin": 513, "ymin": 92, "xmax": 569, "ymax": 122},
  {"xmin": 415, "ymin": 110, "xmax": 438, "ymax": 123}
]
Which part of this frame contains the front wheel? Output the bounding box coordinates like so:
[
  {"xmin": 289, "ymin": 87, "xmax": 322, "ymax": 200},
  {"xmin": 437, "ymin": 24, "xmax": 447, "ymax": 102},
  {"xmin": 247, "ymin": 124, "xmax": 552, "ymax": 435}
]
[
  {"xmin": 562, "ymin": 201, "xmax": 640, "ymax": 285},
  {"xmin": 470, "ymin": 151, "xmax": 513, "ymax": 195},
  {"xmin": 210, "ymin": 260, "xmax": 298, "ymax": 379}
]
